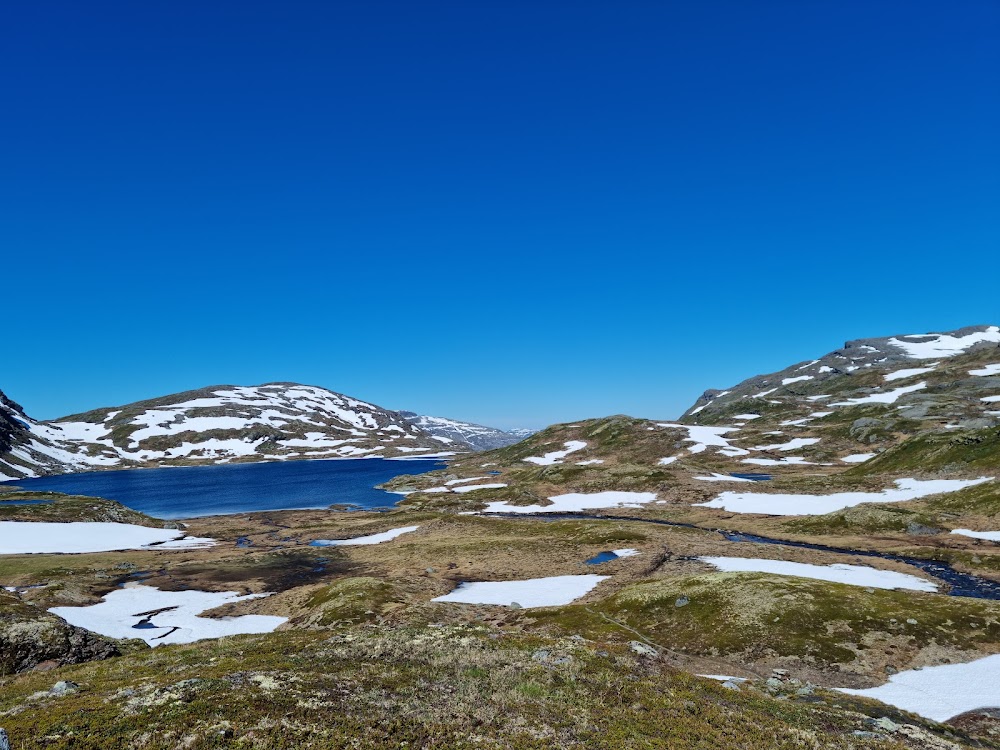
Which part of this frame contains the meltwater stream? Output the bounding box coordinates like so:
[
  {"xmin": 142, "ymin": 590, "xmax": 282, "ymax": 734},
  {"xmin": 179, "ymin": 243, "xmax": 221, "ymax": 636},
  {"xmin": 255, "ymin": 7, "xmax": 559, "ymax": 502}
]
[{"xmin": 488, "ymin": 512, "xmax": 1000, "ymax": 600}]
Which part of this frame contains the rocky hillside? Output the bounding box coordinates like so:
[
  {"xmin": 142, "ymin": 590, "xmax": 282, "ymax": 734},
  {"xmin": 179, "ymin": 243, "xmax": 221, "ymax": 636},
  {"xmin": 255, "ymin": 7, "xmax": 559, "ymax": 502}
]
[
  {"xmin": 2, "ymin": 383, "xmax": 531, "ymax": 479},
  {"xmin": 398, "ymin": 412, "xmax": 535, "ymax": 451},
  {"xmin": 5, "ymin": 326, "xmax": 1000, "ymax": 747},
  {"xmin": 0, "ymin": 390, "xmax": 106, "ymax": 481},
  {"xmin": 392, "ymin": 324, "xmax": 1000, "ymax": 533}
]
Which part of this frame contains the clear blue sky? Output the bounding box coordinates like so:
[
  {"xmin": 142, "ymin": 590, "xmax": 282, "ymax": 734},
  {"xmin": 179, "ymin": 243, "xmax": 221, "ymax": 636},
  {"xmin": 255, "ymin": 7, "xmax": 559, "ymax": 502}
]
[{"xmin": 3, "ymin": 1, "xmax": 998, "ymax": 428}]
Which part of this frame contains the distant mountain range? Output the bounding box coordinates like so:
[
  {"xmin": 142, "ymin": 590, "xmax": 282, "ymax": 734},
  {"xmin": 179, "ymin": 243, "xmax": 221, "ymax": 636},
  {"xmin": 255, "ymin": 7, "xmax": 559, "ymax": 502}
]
[
  {"xmin": 0, "ymin": 383, "xmax": 535, "ymax": 480},
  {"xmin": 398, "ymin": 412, "xmax": 535, "ymax": 451},
  {"xmin": 5, "ymin": 324, "xmax": 998, "ymax": 482}
]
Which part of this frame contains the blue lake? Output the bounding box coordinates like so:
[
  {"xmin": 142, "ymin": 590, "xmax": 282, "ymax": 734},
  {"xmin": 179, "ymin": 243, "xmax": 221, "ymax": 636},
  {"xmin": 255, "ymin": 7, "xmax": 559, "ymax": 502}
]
[{"xmin": 0, "ymin": 458, "xmax": 444, "ymax": 519}]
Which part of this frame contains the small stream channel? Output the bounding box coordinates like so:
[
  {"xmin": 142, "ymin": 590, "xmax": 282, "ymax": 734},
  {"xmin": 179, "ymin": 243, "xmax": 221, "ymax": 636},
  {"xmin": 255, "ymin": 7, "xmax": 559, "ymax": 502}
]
[{"xmin": 486, "ymin": 512, "xmax": 1000, "ymax": 600}]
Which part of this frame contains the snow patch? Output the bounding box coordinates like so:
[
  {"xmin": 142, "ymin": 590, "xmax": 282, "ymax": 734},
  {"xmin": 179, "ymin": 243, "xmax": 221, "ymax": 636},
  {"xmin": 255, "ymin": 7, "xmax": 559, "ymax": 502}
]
[
  {"xmin": 698, "ymin": 557, "xmax": 936, "ymax": 592},
  {"xmin": 950, "ymin": 529, "xmax": 1000, "ymax": 542},
  {"xmin": 839, "ymin": 653, "xmax": 1000, "ymax": 722},
  {"xmin": 841, "ymin": 453, "xmax": 876, "ymax": 463},
  {"xmin": 0, "ymin": 522, "xmax": 217, "ymax": 555},
  {"xmin": 431, "ymin": 575, "xmax": 607, "ymax": 608},
  {"xmin": 888, "ymin": 327, "xmax": 1000, "ymax": 360},
  {"xmin": 970, "ymin": 363, "xmax": 1000, "ymax": 377},
  {"xmin": 695, "ymin": 477, "xmax": 992, "ymax": 516},
  {"xmin": 311, "ymin": 525, "xmax": 419, "ymax": 546},
  {"xmin": 477, "ymin": 491, "xmax": 657, "ymax": 515},
  {"xmin": 885, "ymin": 364, "xmax": 938, "ymax": 382},
  {"xmin": 50, "ymin": 584, "xmax": 286, "ymax": 646},
  {"xmin": 523, "ymin": 441, "xmax": 587, "ymax": 465},
  {"xmin": 830, "ymin": 381, "xmax": 927, "ymax": 406}
]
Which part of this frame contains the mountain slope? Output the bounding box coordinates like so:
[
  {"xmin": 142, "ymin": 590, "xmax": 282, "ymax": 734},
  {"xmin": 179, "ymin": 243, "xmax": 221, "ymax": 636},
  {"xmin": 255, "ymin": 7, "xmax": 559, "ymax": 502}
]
[
  {"xmin": 398, "ymin": 411, "xmax": 535, "ymax": 451},
  {"xmin": 42, "ymin": 383, "xmax": 455, "ymax": 469},
  {"xmin": 0, "ymin": 390, "xmax": 114, "ymax": 480},
  {"xmin": 394, "ymin": 324, "xmax": 1000, "ymax": 513}
]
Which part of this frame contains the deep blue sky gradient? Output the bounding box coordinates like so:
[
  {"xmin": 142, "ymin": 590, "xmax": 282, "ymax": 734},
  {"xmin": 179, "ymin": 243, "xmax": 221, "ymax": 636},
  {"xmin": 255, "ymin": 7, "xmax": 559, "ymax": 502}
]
[{"xmin": 3, "ymin": 1, "xmax": 998, "ymax": 427}]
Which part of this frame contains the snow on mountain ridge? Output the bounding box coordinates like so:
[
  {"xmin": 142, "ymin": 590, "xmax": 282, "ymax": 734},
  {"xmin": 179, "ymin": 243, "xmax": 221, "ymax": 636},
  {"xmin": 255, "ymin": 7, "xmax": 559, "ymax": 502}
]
[
  {"xmin": 398, "ymin": 412, "xmax": 536, "ymax": 451},
  {"xmin": 682, "ymin": 325, "xmax": 1000, "ymax": 423}
]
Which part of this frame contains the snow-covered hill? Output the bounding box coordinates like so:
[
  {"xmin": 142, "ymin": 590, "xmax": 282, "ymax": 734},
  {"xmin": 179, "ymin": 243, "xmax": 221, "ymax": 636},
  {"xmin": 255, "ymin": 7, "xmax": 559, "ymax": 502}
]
[
  {"xmin": 428, "ymin": 324, "xmax": 1000, "ymax": 491},
  {"xmin": 682, "ymin": 325, "xmax": 1000, "ymax": 431},
  {"xmin": 398, "ymin": 412, "xmax": 535, "ymax": 451},
  {"xmin": 0, "ymin": 384, "xmax": 469, "ymax": 479},
  {"xmin": 0, "ymin": 390, "xmax": 116, "ymax": 480}
]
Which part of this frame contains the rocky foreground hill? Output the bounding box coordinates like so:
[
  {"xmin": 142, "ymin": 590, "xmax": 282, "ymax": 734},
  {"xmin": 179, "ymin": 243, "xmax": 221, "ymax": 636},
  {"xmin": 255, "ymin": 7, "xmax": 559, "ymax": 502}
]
[
  {"xmin": 0, "ymin": 383, "xmax": 532, "ymax": 480},
  {"xmin": 2, "ymin": 325, "xmax": 1000, "ymax": 749}
]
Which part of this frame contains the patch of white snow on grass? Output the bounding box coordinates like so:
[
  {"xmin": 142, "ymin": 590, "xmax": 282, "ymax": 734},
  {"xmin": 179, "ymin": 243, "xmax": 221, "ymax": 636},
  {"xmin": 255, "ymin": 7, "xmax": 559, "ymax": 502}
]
[
  {"xmin": 50, "ymin": 584, "xmax": 286, "ymax": 646},
  {"xmin": 451, "ymin": 483, "xmax": 508, "ymax": 493},
  {"xmin": 970, "ymin": 363, "xmax": 1000, "ymax": 377},
  {"xmin": 741, "ymin": 457, "xmax": 814, "ymax": 466},
  {"xmin": 888, "ymin": 327, "xmax": 1000, "ymax": 360},
  {"xmin": 431, "ymin": 575, "xmax": 607, "ymax": 608},
  {"xmin": 694, "ymin": 473, "xmax": 755, "ymax": 483},
  {"xmin": 753, "ymin": 437, "xmax": 820, "ymax": 451},
  {"xmin": 311, "ymin": 525, "xmax": 420, "ymax": 546},
  {"xmin": 478, "ymin": 491, "xmax": 657, "ymax": 515},
  {"xmin": 656, "ymin": 424, "xmax": 749, "ymax": 456},
  {"xmin": 830, "ymin": 382, "xmax": 927, "ymax": 406},
  {"xmin": 885, "ymin": 364, "xmax": 938, "ymax": 382},
  {"xmin": 950, "ymin": 529, "xmax": 1000, "ymax": 542},
  {"xmin": 613, "ymin": 548, "xmax": 640, "ymax": 557},
  {"xmin": 841, "ymin": 453, "xmax": 876, "ymax": 463},
  {"xmin": 695, "ymin": 477, "xmax": 991, "ymax": 516},
  {"xmin": 0, "ymin": 522, "xmax": 217, "ymax": 555},
  {"xmin": 781, "ymin": 376, "xmax": 813, "ymax": 385},
  {"xmin": 698, "ymin": 557, "xmax": 936, "ymax": 592},
  {"xmin": 523, "ymin": 441, "xmax": 587, "ymax": 465},
  {"xmin": 838, "ymin": 653, "xmax": 1000, "ymax": 722}
]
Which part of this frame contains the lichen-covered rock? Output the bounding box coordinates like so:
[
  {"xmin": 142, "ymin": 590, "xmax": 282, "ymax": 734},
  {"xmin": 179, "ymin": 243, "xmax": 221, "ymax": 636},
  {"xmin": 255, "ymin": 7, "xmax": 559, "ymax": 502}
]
[{"xmin": 0, "ymin": 592, "xmax": 124, "ymax": 674}]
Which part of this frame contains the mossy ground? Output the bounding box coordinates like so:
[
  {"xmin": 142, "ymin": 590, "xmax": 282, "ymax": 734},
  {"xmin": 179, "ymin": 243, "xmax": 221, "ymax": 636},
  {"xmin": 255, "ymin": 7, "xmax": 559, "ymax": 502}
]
[{"xmin": 0, "ymin": 624, "xmax": 980, "ymax": 749}]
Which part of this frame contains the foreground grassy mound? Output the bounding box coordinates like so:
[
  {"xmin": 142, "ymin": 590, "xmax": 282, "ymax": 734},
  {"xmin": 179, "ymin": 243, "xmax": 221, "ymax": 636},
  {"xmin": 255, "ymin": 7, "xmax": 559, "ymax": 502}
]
[
  {"xmin": 848, "ymin": 428, "xmax": 1000, "ymax": 476},
  {"xmin": 532, "ymin": 572, "xmax": 1000, "ymax": 684},
  {"xmin": 0, "ymin": 625, "xmax": 979, "ymax": 749}
]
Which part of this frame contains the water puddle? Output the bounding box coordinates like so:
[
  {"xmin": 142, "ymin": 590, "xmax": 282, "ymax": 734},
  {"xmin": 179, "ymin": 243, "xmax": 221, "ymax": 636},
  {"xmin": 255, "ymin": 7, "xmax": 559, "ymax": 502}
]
[{"xmin": 585, "ymin": 551, "xmax": 621, "ymax": 564}]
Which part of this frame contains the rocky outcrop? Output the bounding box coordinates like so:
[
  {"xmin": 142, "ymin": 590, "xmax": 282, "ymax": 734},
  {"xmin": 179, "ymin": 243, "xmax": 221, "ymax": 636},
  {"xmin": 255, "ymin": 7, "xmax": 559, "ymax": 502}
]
[{"xmin": 0, "ymin": 591, "xmax": 123, "ymax": 674}]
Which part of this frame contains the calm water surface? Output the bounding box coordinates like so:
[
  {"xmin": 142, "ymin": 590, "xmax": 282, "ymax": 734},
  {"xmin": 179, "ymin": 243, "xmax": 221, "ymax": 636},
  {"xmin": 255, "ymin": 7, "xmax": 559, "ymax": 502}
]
[{"xmin": 1, "ymin": 458, "xmax": 444, "ymax": 519}]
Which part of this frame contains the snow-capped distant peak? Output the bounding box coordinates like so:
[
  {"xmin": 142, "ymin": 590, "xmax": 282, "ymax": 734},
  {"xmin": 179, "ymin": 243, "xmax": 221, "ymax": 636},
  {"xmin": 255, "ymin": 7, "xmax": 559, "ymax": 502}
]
[{"xmin": 398, "ymin": 412, "xmax": 535, "ymax": 451}]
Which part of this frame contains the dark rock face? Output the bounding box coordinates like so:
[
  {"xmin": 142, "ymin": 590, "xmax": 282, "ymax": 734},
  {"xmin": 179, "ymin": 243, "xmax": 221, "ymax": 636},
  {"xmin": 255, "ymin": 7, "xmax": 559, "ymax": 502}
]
[
  {"xmin": 0, "ymin": 592, "xmax": 123, "ymax": 674},
  {"xmin": 0, "ymin": 390, "xmax": 30, "ymax": 456}
]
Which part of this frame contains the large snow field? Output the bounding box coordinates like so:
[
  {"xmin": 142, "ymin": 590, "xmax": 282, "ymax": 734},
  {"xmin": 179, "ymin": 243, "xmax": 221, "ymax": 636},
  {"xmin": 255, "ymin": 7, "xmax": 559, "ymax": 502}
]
[
  {"xmin": 50, "ymin": 584, "xmax": 287, "ymax": 646},
  {"xmin": 0, "ymin": 521, "xmax": 216, "ymax": 555}
]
